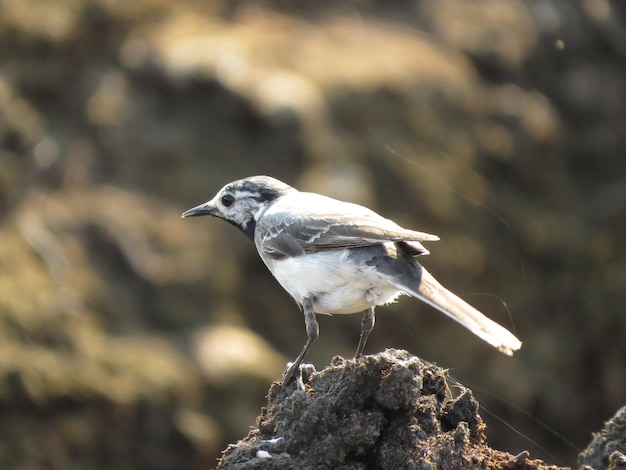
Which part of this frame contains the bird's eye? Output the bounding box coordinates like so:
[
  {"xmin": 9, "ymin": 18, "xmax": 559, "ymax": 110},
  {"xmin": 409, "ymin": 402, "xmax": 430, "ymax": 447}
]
[{"xmin": 221, "ymin": 194, "xmax": 235, "ymax": 208}]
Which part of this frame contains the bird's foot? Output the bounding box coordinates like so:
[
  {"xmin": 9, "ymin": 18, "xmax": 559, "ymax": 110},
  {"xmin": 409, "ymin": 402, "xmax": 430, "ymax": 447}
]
[
  {"xmin": 281, "ymin": 362, "xmax": 315, "ymax": 389},
  {"xmin": 281, "ymin": 361, "xmax": 300, "ymax": 387}
]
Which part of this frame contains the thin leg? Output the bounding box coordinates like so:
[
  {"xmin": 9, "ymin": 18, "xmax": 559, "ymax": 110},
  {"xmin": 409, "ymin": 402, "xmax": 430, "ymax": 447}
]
[
  {"xmin": 354, "ymin": 307, "xmax": 375, "ymax": 359},
  {"xmin": 283, "ymin": 298, "xmax": 318, "ymax": 385}
]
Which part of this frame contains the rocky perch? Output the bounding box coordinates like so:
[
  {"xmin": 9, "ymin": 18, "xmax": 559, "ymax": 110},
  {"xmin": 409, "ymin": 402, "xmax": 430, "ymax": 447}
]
[
  {"xmin": 579, "ymin": 405, "xmax": 626, "ymax": 470},
  {"xmin": 216, "ymin": 349, "xmax": 565, "ymax": 469}
]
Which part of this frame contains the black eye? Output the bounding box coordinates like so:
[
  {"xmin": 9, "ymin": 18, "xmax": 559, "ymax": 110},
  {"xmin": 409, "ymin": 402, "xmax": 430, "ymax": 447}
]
[{"xmin": 221, "ymin": 194, "xmax": 235, "ymax": 207}]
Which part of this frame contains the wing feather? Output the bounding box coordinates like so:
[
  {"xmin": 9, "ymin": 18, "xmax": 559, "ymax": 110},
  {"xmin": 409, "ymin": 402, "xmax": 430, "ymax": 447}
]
[{"xmin": 257, "ymin": 202, "xmax": 439, "ymax": 258}]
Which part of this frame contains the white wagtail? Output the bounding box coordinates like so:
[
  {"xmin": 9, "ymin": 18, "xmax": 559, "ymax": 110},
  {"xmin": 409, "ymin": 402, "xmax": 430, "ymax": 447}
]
[{"xmin": 183, "ymin": 175, "xmax": 522, "ymax": 382}]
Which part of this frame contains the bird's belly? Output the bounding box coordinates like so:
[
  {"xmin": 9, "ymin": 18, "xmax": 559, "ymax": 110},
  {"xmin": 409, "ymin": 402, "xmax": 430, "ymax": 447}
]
[
  {"xmin": 264, "ymin": 251, "xmax": 403, "ymax": 314},
  {"xmin": 314, "ymin": 284, "xmax": 403, "ymax": 314}
]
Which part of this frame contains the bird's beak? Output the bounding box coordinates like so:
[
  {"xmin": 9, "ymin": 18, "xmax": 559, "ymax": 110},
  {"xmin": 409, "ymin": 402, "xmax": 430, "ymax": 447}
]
[{"xmin": 181, "ymin": 201, "xmax": 218, "ymax": 218}]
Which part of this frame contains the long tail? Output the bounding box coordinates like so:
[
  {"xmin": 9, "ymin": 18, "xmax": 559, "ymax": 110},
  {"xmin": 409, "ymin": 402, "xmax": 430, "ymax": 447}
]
[{"xmin": 388, "ymin": 265, "xmax": 522, "ymax": 355}]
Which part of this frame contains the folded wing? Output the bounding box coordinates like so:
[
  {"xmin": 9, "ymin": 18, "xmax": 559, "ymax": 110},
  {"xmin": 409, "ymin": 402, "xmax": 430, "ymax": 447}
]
[{"xmin": 257, "ymin": 211, "xmax": 439, "ymax": 259}]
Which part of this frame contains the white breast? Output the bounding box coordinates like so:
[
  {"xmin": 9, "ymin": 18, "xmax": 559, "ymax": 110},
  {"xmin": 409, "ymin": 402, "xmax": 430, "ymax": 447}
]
[{"xmin": 258, "ymin": 249, "xmax": 403, "ymax": 314}]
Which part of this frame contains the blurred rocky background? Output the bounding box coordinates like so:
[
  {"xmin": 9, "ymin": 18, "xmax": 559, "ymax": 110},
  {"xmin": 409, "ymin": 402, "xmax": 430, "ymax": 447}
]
[{"xmin": 0, "ymin": 0, "xmax": 624, "ymax": 468}]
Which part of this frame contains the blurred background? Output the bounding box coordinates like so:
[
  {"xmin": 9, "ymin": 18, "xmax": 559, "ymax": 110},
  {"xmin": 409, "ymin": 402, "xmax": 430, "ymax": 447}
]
[{"xmin": 1, "ymin": 0, "xmax": 625, "ymax": 468}]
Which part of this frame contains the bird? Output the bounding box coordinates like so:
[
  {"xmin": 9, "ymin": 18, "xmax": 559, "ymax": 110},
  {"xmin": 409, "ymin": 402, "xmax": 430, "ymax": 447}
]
[{"xmin": 182, "ymin": 175, "xmax": 522, "ymax": 383}]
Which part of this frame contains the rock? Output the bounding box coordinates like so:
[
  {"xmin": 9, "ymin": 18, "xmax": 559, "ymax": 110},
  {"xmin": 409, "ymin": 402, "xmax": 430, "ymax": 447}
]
[
  {"xmin": 217, "ymin": 349, "xmax": 564, "ymax": 469},
  {"xmin": 579, "ymin": 405, "xmax": 626, "ymax": 470}
]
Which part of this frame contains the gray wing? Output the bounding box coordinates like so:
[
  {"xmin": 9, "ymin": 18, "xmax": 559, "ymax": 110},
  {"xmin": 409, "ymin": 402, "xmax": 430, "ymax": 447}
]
[{"xmin": 257, "ymin": 211, "xmax": 439, "ymax": 259}]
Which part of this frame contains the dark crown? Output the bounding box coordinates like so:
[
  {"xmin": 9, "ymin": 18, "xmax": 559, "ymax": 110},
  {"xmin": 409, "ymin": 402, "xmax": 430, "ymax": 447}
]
[{"xmin": 228, "ymin": 176, "xmax": 294, "ymax": 203}]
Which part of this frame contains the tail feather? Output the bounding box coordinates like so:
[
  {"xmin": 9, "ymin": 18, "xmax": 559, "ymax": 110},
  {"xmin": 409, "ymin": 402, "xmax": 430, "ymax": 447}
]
[{"xmin": 388, "ymin": 265, "xmax": 522, "ymax": 355}]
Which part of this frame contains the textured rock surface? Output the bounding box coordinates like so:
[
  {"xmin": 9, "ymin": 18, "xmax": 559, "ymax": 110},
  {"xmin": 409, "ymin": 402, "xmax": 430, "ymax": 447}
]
[
  {"xmin": 218, "ymin": 349, "xmax": 565, "ymax": 470},
  {"xmin": 579, "ymin": 405, "xmax": 626, "ymax": 470}
]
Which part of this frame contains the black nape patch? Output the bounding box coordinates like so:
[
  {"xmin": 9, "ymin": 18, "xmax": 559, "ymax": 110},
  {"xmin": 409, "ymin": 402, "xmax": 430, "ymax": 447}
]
[{"xmin": 255, "ymin": 188, "xmax": 280, "ymax": 203}]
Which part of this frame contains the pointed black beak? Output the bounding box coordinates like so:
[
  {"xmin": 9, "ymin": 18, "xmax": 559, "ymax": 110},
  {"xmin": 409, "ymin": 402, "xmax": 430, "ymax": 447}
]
[{"xmin": 181, "ymin": 202, "xmax": 218, "ymax": 218}]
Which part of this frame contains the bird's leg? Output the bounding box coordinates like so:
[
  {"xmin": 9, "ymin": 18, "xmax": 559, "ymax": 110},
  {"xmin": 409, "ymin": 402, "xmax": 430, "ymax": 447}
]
[
  {"xmin": 282, "ymin": 298, "xmax": 318, "ymax": 385},
  {"xmin": 354, "ymin": 307, "xmax": 375, "ymax": 360}
]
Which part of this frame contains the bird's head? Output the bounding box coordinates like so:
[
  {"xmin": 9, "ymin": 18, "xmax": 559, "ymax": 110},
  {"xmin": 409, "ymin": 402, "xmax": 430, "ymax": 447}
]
[{"xmin": 182, "ymin": 175, "xmax": 294, "ymax": 239}]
